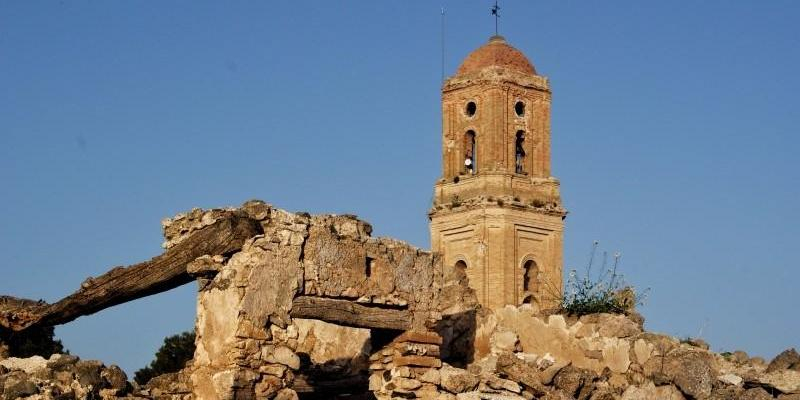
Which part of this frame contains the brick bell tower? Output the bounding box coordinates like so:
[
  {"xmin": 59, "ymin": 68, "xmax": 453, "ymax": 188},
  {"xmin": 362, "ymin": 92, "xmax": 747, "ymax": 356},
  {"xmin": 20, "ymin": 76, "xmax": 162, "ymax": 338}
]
[{"xmin": 429, "ymin": 35, "xmax": 566, "ymax": 311}]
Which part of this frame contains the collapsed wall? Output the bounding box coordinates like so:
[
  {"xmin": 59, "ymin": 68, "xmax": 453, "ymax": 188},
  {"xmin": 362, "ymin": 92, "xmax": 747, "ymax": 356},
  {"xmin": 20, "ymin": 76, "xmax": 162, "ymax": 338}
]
[{"xmin": 163, "ymin": 201, "xmax": 478, "ymax": 399}]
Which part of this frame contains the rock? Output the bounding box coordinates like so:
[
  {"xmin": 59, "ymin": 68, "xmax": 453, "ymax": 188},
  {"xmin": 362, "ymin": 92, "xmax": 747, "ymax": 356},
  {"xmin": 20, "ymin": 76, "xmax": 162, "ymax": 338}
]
[
  {"xmin": 730, "ymin": 350, "xmax": 749, "ymax": 364},
  {"xmin": 633, "ymin": 339, "xmax": 652, "ymax": 365},
  {"xmin": 653, "ymin": 349, "xmax": 714, "ymax": 399},
  {"xmin": 620, "ymin": 382, "xmax": 685, "ymax": 400},
  {"xmin": 578, "ymin": 314, "xmax": 641, "ymax": 339},
  {"xmin": 537, "ymin": 353, "xmax": 556, "ymax": 369},
  {"xmin": 552, "ymin": 365, "xmax": 589, "ymax": 398},
  {"xmin": 778, "ymin": 394, "xmax": 800, "ymax": 400},
  {"xmin": 495, "ymin": 352, "xmax": 545, "ymax": 393},
  {"xmin": 254, "ymin": 375, "xmax": 283, "ymax": 399},
  {"xmin": 588, "ymin": 386, "xmax": 617, "ymax": 400},
  {"xmin": 419, "ymin": 368, "xmax": 441, "ymax": 385},
  {"xmin": 740, "ymin": 387, "xmax": 774, "ymax": 400},
  {"xmin": 768, "ymin": 349, "xmax": 800, "ymax": 373},
  {"xmin": 485, "ymin": 375, "xmax": 521, "ymax": 393},
  {"xmin": 259, "ymin": 364, "xmax": 287, "ymax": 377},
  {"xmin": 491, "ymin": 330, "xmax": 520, "ymax": 353},
  {"xmin": 0, "ymin": 356, "xmax": 48, "ymax": 375},
  {"xmin": 708, "ymin": 386, "xmax": 745, "ymax": 400},
  {"xmin": 46, "ymin": 354, "xmax": 79, "ymax": 371},
  {"xmin": 394, "ymin": 377, "xmax": 422, "ymax": 391},
  {"xmin": 751, "ymin": 357, "xmax": 768, "ymax": 367},
  {"xmin": 2, "ymin": 371, "xmax": 38, "ymax": 400},
  {"xmin": 718, "ymin": 373, "xmax": 743, "ymax": 386},
  {"xmin": 638, "ymin": 333, "xmax": 678, "ymax": 356},
  {"xmin": 540, "ymin": 390, "xmax": 573, "ymax": 400},
  {"xmin": 440, "ymin": 364, "xmax": 479, "ymax": 394},
  {"xmin": 608, "ymin": 373, "xmax": 628, "ymax": 391},
  {"xmin": 540, "ymin": 360, "xmax": 569, "ymax": 385},
  {"xmin": 264, "ymin": 346, "xmax": 300, "ymax": 370},
  {"xmin": 145, "ymin": 370, "xmax": 191, "ymax": 395},
  {"xmin": 101, "ymin": 365, "xmax": 129, "ymax": 391},
  {"xmin": 74, "ymin": 360, "xmax": 103, "ymax": 388},
  {"xmin": 684, "ymin": 338, "xmax": 710, "ymax": 351},
  {"xmin": 274, "ymin": 388, "xmax": 299, "ymax": 400},
  {"xmin": 756, "ymin": 369, "xmax": 800, "ymax": 394}
]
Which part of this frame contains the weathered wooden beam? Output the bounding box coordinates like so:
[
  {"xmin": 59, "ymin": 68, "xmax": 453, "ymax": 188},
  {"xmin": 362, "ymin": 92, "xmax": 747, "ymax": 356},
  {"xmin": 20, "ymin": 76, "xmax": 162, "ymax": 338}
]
[
  {"xmin": 290, "ymin": 296, "xmax": 411, "ymax": 331},
  {"xmin": 292, "ymin": 373, "xmax": 369, "ymax": 394},
  {"xmin": 0, "ymin": 213, "xmax": 262, "ymax": 332}
]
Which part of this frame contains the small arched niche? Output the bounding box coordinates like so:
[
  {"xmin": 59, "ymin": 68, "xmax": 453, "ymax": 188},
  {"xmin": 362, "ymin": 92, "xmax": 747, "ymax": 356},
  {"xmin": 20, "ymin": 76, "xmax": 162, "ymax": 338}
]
[{"xmin": 454, "ymin": 259, "xmax": 469, "ymax": 286}]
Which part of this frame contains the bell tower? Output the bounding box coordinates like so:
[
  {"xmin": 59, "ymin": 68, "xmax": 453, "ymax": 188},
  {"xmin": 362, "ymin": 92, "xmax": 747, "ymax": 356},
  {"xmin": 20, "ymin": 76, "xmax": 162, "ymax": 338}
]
[{"xmin": 429, "ymin": 35, "xmax": 566, "ymax": 311}]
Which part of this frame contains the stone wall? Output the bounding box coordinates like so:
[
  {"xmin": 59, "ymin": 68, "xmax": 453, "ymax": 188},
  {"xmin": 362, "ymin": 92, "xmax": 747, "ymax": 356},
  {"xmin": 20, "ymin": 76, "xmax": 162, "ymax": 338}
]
[{"xmin": 172, "ymin": 201, "xmax": 477, "ymax": 399}]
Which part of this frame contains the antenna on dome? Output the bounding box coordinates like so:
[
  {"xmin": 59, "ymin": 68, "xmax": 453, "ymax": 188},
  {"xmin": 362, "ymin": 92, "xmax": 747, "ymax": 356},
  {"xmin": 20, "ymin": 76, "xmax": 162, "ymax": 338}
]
[
  {"xmin": 491, "ymin": 1, "xmax": 500, "ymax": 36},
  {"xmin": 441, "ymin": 7, "xmax": 446, "ymax": 84}
]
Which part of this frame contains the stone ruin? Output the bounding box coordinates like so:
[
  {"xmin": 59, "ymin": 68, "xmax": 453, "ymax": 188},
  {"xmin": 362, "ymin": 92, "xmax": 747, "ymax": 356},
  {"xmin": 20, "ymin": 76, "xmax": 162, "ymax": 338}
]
[{"xmin": 2, "ymin": 200, "xmax": 800, "ymax": 400}]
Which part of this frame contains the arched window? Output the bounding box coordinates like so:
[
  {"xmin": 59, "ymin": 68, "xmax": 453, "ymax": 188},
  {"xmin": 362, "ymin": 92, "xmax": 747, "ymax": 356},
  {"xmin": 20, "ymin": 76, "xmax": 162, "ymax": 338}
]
[
  {"xmin": 464, "ymin": 131, "xmax": 476, "ymax": 174},
  {"xmin": 523, "ymin": 259, "xmax": 537, "ymax": 293},
  {"xmin": 454, "ymin": 260, "xmax": 469, "ymax": 286},
  {"xmin": 515, "ymin": 131, "xmax": 526, "ymax": 174}
]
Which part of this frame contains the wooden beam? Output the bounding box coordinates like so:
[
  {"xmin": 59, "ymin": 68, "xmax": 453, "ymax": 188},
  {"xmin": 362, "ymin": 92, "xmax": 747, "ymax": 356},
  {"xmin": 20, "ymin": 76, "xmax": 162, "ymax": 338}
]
[
  {"xmin": 292, "ymin": 374, "xmax": 368, "ymax": 394},
  {"xmin": 0, "ymin": 213, "xmax": 262, "ymax": 332},
  {"xmin": 290, "ymin": 296, "xmax": 411, "ymax": 331}
]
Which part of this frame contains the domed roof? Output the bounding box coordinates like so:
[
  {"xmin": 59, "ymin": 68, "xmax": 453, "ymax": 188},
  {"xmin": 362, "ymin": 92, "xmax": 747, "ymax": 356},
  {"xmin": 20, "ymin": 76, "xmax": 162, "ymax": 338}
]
[{"xmin": 457, "ymin": 35, "xmax": 536, "ymax": 76}]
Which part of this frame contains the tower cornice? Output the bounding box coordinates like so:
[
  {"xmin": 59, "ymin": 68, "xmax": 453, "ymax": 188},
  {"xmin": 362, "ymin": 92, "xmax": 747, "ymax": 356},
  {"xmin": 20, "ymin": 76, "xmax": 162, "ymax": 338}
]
[{"xmin": 443, "ymin": 67, "xmax": 550, "ymax": 93}]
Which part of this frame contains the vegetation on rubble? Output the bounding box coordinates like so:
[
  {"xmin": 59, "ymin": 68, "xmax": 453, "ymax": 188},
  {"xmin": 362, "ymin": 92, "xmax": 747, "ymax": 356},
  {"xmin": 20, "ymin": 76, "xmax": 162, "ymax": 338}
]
[
  {"xmin": 134, "ymin": 330, "xmax": 196, "ymax": 385},
  {"xmin": 560, "ymin": 241, "xmax": 648, "ymax": 316},
  {"xmin": 1, "ymin": 325, "xmax": 67, "ymax": 358}
]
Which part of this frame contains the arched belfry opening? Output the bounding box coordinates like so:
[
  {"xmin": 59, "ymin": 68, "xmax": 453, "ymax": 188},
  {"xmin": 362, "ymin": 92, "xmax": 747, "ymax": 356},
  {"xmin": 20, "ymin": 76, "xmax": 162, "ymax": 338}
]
[
  {"xmin": 464, "ymin": 130, "xmax": 476, "ymax": 174},
  {"xmin": 515, "ymin": 131, "xmax": 526, "ymax": 174}
]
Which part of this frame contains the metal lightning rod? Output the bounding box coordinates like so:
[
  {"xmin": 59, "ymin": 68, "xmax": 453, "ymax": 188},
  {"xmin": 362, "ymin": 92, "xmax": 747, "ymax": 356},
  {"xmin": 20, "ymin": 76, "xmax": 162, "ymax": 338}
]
[
  {"xmin": 491, "ymin": 1, "xmax": 500, "ymax": 36},
  {"xmin": 441, "ymin": 7, "xmax": 446, "ymax": 84}
]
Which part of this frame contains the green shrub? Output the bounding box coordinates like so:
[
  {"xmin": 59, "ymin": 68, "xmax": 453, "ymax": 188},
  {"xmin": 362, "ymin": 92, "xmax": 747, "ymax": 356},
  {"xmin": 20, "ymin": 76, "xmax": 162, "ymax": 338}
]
[
  {"xmin": 561, "ymin": 241, "xmax": 647, "ymax": 316},
  {"xmin": 1, "ymin": 326, "xmax": 67, "ymax": 358},
  {"xmin": 134, "ymin": 330, "xmax": 196, "ymax": 385}
]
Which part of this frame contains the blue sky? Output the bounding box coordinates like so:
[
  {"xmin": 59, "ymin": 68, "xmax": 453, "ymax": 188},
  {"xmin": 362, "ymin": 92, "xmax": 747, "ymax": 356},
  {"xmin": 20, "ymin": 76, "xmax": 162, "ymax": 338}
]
[{"xmin": 1, "ymin": 2, "xmax": 798, "ymax": 375}]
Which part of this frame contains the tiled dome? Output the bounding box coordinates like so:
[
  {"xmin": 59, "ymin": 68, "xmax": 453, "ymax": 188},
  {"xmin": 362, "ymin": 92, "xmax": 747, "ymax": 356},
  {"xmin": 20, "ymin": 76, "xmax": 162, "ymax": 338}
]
[{"xmin": 457, "ymin": 35, "xmax": 536, "ymax": 76}]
